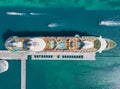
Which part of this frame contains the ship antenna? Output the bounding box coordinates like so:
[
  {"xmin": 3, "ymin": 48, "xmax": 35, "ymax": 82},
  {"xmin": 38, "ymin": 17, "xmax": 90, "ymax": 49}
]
[
  {"xmin": 75, "ymin": 34, "xmax": 81, "ymax": 38},
  {"xmin": 100, "ymin": 35, "xmax": 102, "ymax": 38}
]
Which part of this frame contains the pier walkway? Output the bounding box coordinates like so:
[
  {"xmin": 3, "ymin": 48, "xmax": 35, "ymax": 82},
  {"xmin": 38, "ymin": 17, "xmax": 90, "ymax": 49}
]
[
  {"xmin": 0, "ymin": 50, "xmax": 96, "ymax": 60},
  {"xmin": 0, "ymin": 50, "xmax": 96, "ymax": 89},
  {"xmin": 0, "ymin": 51, "xmax": 28, "ymax": 60},
  {"xmin": 31, "ymin": 52, "xmax": 95, "ymax": 60},
  {"xmin": 21, "ymin": 60, "xmax": 26, "ymax": 89}
]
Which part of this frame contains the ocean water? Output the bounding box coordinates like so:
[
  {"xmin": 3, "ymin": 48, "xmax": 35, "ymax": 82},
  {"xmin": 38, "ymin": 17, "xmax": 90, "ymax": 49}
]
[
  {"xmin": 1, "ymin": 0, "xmax": 120, "ymax": 10},
  {"xmin": 0, "ymin": 7, "xmax": 120, "ymax": 89}
]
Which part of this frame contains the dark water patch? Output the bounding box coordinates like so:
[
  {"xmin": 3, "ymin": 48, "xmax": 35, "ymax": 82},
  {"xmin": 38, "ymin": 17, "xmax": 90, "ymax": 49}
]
[
  {"xmin": 92, "ymin": 61, "xmax": 120, "ymax": 72},
  {"xmin": 26, "ymin": 60, "xmax": 47, "ymax": 89},
  {"xmin": 2, "ymin": 29, "xmax": 97, "ymax": 42},
  {"xmin": 107, "ymin": 0, "xmax": 120, "ymax": 7},
  {"xmin": 0, "ymin": 60, "xmax": 21, "ymax": 89}
]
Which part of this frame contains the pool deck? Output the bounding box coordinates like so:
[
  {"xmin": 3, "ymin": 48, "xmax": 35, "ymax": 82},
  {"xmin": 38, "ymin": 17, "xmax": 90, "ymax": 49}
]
[{"xmin": 0, "ymin": 50, "xmax": 96, "ymax": 89}]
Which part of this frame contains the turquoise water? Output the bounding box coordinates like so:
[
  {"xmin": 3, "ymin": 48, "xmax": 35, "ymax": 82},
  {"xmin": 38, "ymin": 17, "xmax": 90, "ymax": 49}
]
[
  {"xmin": 1, "ymin": 0, "xmax": 120, "ymax": 10},
  {"xmin": 0, "ymin": 7, "xmax": 120, "ymax": 89}
]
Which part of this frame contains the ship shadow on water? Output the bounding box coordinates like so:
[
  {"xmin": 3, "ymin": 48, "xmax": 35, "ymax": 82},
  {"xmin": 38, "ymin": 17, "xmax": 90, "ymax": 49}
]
[{"xmin": 2, "ymin": 29, "xmax": 98, "ymax": 42}]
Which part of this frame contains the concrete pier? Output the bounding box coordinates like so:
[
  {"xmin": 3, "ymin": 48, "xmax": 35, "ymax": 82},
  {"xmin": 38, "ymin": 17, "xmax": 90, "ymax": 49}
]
[
  {"xmin": 0, "ymin": 50, "xmax": 96, "ymax": 60},
  {"xmin": 21, "ymin": 60, "xmax": 26, "ymax": 89},
  {"xmin": 31, "ymin": 52, "xmax": 95, "ymax": 60},
  {"xmin": 0, "ymin": 50, "xmax": 28, "ymax": 60},
  {"xmin": 0, "ymin": 50, "xmax": 96, "ymax": 89}
]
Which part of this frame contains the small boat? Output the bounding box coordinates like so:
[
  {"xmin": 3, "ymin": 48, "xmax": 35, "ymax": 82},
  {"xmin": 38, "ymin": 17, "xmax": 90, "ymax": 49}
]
[
  {"xmin": 6, "ymin": 12, "xmax": 25, "ymax": 16},
  {"xmin": 30, "ymin": 13, "xmax": 43, "ymax": 15},
  {"xmin": 48, "ymin": 23, "xmax": 58, "ymax": 28},
  {"xmin": 0, "ymin": 59, "xmax": 8, "ymax": 73},
  {"xmin": 99, "ymin": 21, "xmax": 120, "ymax": 26}
]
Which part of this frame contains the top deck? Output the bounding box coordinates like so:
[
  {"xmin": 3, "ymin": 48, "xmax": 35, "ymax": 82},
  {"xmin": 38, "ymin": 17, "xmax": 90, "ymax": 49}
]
[{"xmin": 5, "ymin": 36, "xmax": 100, "ymax": 53}]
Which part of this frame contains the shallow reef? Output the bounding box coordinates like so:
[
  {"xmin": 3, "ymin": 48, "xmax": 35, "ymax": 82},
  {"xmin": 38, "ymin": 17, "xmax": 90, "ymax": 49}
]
[{"xmin": 0, "ymin": 0, "xmax": 120, "ymax": 10}]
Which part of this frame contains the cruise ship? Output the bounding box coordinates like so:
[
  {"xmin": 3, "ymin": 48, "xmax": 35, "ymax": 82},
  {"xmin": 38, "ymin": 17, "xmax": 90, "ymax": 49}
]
[
  {"xmin": 5, "ymin": 35, "xmax": 116, "ymax": 53},
  {"xmin": 0, "ymin": 59, "xmax": 8, "ymax": 73}
]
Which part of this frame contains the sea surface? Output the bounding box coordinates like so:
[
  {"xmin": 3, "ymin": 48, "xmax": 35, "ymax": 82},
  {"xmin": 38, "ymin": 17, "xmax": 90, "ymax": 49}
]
[
  {"xmin": 1, "ymin": 0, "xmax": 120, "ymax": 10},
  {"xmin": 0, "ymin": 7, "xmax": 120, "ymax": 89}
]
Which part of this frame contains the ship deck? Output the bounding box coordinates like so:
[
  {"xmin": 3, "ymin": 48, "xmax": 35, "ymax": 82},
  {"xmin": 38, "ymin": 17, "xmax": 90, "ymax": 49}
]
[{"xmin": 5, "ymin": 36, "xmax": 99, "ymax": 52}]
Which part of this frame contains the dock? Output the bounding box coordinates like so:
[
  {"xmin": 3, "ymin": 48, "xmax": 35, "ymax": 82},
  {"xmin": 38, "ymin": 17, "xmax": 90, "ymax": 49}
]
[
  {"xmin": 0, "ymin": 50, "xmax": 28, "ymax": 60},
  {"xmin": 21, "ymin": 60, "xmax": 26, "ymax": 89},
  {"xmin": 31, "ymin": 52, "xmax": 95, "ymax": 60},
  {"xmin": 0, "ymin": 50, "xmax": 96, "ymax": 89}
]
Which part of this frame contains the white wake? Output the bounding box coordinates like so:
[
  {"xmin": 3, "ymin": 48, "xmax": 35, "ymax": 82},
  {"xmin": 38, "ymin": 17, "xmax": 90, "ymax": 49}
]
[
  {"xmin": 30, "ymin": 13, "xmax": 45, "ymax": 16},
  {"xmin": 48, "ymin": 23, "xmax": 59, "ymax": 28},
  {"xmin": 6, "ymin": 12, "xmax": 25, "ymax": 16}
]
